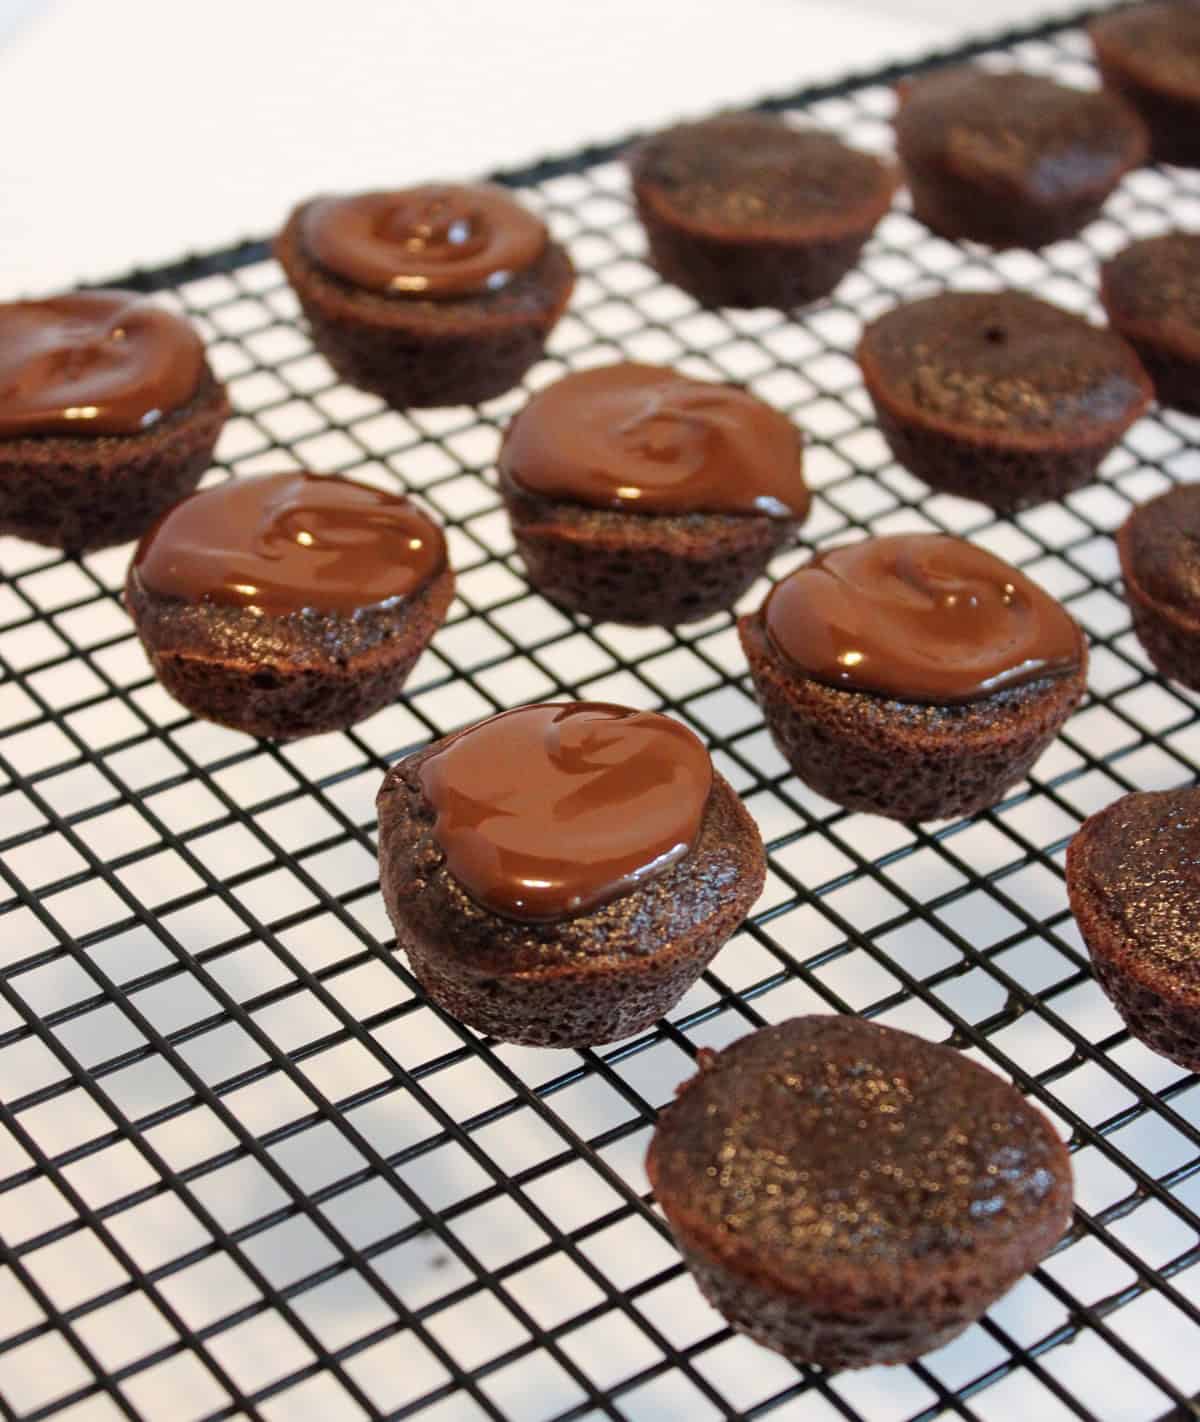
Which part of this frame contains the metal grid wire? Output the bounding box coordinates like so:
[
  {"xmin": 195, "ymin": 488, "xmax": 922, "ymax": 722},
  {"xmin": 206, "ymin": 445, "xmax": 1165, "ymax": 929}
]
[{"xmin": 3, "ymin": 10, "xmax": 1200, "ymax": 1422}]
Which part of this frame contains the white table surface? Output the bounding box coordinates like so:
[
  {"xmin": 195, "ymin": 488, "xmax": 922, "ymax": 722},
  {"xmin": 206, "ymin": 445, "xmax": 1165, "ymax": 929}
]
[{"xmin": 0, "ymin": 0, "xmax": 1089, "ymax": 296}]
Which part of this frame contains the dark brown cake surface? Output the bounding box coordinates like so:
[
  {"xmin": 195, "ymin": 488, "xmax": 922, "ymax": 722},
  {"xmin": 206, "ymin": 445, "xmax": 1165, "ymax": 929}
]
[
  {"xmin": 1102, "ymin": 233, "xmax": 1200, "ymax": 344},
  {"xmin": 1091, "ymin": 2, "xmax": 1200, "ymax": 101},
  {"xmin": 861, "ymin": 292, "xmax": 1151, "ymax": 439},
  {"xmin": 647, "ymin": 1016, "xmax": 1072, "ymax": 1366},
  {"xmin": 896, "ymin": 67, "xmax": 1144, "ymax": 203},
  {"xmin": 1121, "ymin": 484, "xmax": 1200, "ymax": 611},
  {"xmin": 630, "ymin": 114, "xmax": 894, "ymax": 234}
]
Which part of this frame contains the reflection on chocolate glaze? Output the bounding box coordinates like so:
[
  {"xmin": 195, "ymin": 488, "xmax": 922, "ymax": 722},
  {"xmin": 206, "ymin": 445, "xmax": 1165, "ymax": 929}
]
[
  {"xmin": 301, "ymin": 184, "xmax": 547, "ymax": 297},
  {"xmin": 418, "ymin": 702, "xmax": 713, "ymax": 922},
  {"xmin": 765, "ymin": 532, "xmax": 1084, "ymax": 703},
  {"xmin": 500, "ymin": 363, "xmax": 808, "ymax": 518},
  {"xmin": 0, "ymin": 290, "xmax": 205, "ymax": 438},
  {"xmin": 133, "ymin": 472, "xmax": 446, "ymax": 616}
]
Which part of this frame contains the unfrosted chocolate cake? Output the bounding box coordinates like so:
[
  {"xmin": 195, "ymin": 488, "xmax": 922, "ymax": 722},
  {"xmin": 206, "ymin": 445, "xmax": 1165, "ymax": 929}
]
[
  {"xmin": 629, "ymin": 113, "xmax": 896, "ymax": 309},
  {"xmin": 647, "ymin": 1016, "xmax": 1074, "ymax": 1369},
  {"xmin": 1090, "ymin": 1, "xmax": 1200, "ymax": 168},
  {"xmin": 1117, "ymin": 483, "xmax": 1200, "ymax": 688},
  {"xmin": 1101, "ymin": 232, "xmax": 1200, "ymax": 414}
]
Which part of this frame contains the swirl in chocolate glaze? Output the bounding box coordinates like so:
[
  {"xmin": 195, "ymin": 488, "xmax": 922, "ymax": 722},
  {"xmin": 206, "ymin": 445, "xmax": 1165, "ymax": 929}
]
[
  {"xmin": 301, "ymin": 184, "xmax": 547, "ymax": 297},
  {"xmin": 500, "ymin": 363, "xmax": 808, "ymax": 518},
  {"xmin": 765, "ymin": 532, "xmax": 1084, "ymax": 703},
  {"xmin": 418, "ymin": 702, "xmax": 713, "ymax": 922},
  {"xmin": 0, "ymin": 290, "xmax": 205, "ymax": 438},
  {"xmin": 133, "ymin": 472, "xmax": 446, "ymax": 616}
]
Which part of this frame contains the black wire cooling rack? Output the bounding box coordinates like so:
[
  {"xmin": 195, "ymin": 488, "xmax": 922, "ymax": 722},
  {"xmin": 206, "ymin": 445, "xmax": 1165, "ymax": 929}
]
[{"xmin": 4, "ymin": 9, "xmax": 1200, "ymax": 1422}]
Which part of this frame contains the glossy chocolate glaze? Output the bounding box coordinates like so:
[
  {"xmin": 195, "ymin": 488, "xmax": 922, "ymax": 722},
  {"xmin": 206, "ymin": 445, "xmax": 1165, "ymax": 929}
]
[
  {"xmin": 133, "ymin": 472, "xmax": 446, "ymax": 616},
  {"xmin": 417, "ymin": 702, "xmax": 713, "ymax": 922},
  {"xmin": 0, "ymin": 290, "xmax": 205, "ymax": 438},
  {"xmin": 764, "ymin": 533, "xmax": 1084, "ymax": 704},
  {"xmin": 301, "ymin": 185, "xmax": 547, "ymax": 298},
  {"xmin": 499, "ymin": 363, "xmax": 808, "ymax": 518}
]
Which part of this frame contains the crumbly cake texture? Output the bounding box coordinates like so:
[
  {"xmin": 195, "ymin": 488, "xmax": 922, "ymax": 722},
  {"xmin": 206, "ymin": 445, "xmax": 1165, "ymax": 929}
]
[
  {"xmin": 1090, "ymin": 2, "xmax": 1200, "ymax": 168},
  {"xmin": 499, "ymin": 470, "xmax": 797, "ymax": 627},
  {"xmin": 125, "ymin": 561, "xmax": 455, "ymax": 741},
  {"xmin": 0, "ymin": 371, "xmax": 228, "ymax": 554},
  {"xmin": 1101, "ymin": 232, "xmax": 1200, "ymax": 413},
  {"xmin": 894, "ymin": 67, "xmax": 1148, "ymax": 249},
  {"xmin": 858, "ymin": 292, "xmax": 1153, "ymax": 512},
  {"xmin": 1067, "ymin": 787, "xmax": 1200, "ymax": 1071},
  {"xmin": 275, "ymin": 201, "xmax": 575, "ymax": 409},
  {"xmin": 647, "ymin": 1015, "xmax": 1073, "ymax": 1369},
  {"xmin": 738, "ymin": 606, "xmax": 1088, "ymax": 822},
  {"xmin": 376, "ymin": 748, "xmax": 765, "ymax": 1047},
  {"xmin": 629, "ymin": 114, "xmax": 896, "ymax": 309},
  {"xmin": 1117, "ymin": 484, "xmax": 1200, "ymax": 689}
]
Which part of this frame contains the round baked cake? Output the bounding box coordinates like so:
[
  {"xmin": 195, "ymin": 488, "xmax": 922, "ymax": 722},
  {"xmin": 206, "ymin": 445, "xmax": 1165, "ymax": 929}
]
[
  {"xmin": 647, "ymin": 1015, "xmax": 1074, "ymax": 1369},
  {"xmin": 858, "ymin": 291, "xmax": 1153, "ymax": 512},
  {"xmin": 126, "ymin": 471, "xmax": 454, "ymax": 739},
  {"xmin": 1067, "ymin": 786, "xmax": 1200, "ymax": 1071},
  {"xmin": 0, "ymin": 289, "xmax": 227, "ymax": 552},
  {"xmin": 1101, "ymin": 232, "xmax": 1200, "ymax": 414},
  {"xmin": 629, "ymin": 112, "xmax": 896, "ymax": 309},
  {"xmin": 1090, "ymin": 1, "xmax": 1200, "ymax": 168},
  {"xmin": 738, "ymin": 532, "xmax": 1089, "ymax": 821},
  {"xmin": 276, "ymin": 183, "xmax": 574, "ymax": 408},
  {"xmin": 894, "ymin": 66, "xmax": 1147, "ymax": 248},
  {"xmin": 376, "ymin": 701, "xmax": 765, "ymax": 1046},
  {"xmin": 1117, "ymin": 483, "xmax": 1200, "ymax": 689},
  {"xmin": 498, "ymin": 362, "xmax": 809, "ymax": 625}
]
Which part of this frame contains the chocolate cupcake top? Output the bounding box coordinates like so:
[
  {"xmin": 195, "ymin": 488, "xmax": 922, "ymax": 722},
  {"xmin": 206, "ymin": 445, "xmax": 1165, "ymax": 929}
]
[
  {"xmin": 629, "ymin": 113, "xmax": 895, "ymax": 235},
  {"xmin": 133, "ymin": 471, "xmax": 446, "ymax": 616},
  {"xmin": 859, "ymin": 292, "xmax": 1152, "ymax": 440},
  {"xmin": 300, "ymin": 184, "xmax": 548, "ymax": 297},
  {"xmin": 0, "ymin": 290, "xmax": 206, "ymax": 438},
  {"xmin": 649, "ymin": 1016, "xmax": 1071, "ymax": 1272},
  {"xmin": 895, "ymin": 67, "xmax": 1147, "ymax": 200},
  {"xmin": 416, "ymin": 701, "xmax": 713, "ymax": 922},
  {"xmin": 1102, "ymin": 232, "xmax": 1200, "ymax": 354},
  {"xmin": 1091, "ymin": 2, "xmax": 1200, "ymax": 101},
  {"xmin": 1120, "ymin": 484, "xmax": 1200, "ymax": 612},
  {"xmin": 763, "ymin": 533, "xmax": 1085, "ymax": 704},
  {"xmin": 1068, "ymin": 787, "xmax": 1200, "ymax": 993},
  {"xmin": 499, "ymin": 363, "xmax": 808, "ymax": 519}
]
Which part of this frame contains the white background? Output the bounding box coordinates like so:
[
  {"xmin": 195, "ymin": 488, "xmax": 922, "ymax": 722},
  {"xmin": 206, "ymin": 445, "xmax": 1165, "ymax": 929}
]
[{"xmin": 1, "ymin": 0, "xmax": 1088, "ymax": 295}]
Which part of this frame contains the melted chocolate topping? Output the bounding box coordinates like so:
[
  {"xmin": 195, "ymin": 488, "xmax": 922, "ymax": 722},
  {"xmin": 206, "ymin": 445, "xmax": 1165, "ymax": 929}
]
[
  {"xmin": 0, "ymin": 290, "xmax": 205, "ymax": 438},
  {"xmin": 499, "ymin": 363, "xmax": 808, "ymax": 518},
  {"xmin": 134, "ymin": 472, "xmax": 446, "ymax": 616},
  {"xmin": 301, "ymin": 184, "xmax": 547, "ymax": 297},
  {"xmin": 417, "ymin": 702, "xmax": 713, "ymax": 922},
  {"xmin": 764, "ymin": 533, "xmax": 1084, "ymax": 704}
]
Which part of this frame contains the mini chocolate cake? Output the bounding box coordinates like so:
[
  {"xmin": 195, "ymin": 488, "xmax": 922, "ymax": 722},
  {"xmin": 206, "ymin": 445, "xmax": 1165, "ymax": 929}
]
[
  {"xmin": 1067, "ymin": 787, "xmax": 1200, "ymax": 1071},
  {"xmin": 498, "ymin": 362, "xmax": 809, "ymax": 625},
  {"xmin": 275, "ymin": 183, "xmax": 574, "ymax": 408},
  {"xmin": 376, "ymin": 702, "xmax": 765, "ymax": 1047},
  {"xmin": 858, "ymin": 291, "xmax": 1153, "ymax": 512},
  {"xmin": 1090, "ymin": 2, "xmax": 1200, "ymax": 169},
  {"xmin": 1101, "ymin": 232, "xmax": 1200, "ymax": 413},
  {"xmin": 894, "ymin": 67, "xmax": 1148, "ymax": 248},
  {"xmin": 647, "ymin": 1016, "xmax": 1073, "ymax": 1369},
  {"xmin": 628, "ymin": 113, "xmax": 897, "ymax": 309},
  {"xmin": 738, "ymin": 533, "xmax": 1088, "ymax": 822},
  {"xmin": 126, "ymin": 471, "xmax": 453, "ymax": 739},
  {"xmin": 1117, "ymin": 483, "xmax": 1200, "ymax": 687},
  {"xmin": 0, "ymin": 290, "xmax": 227, "ymax": 553}
]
